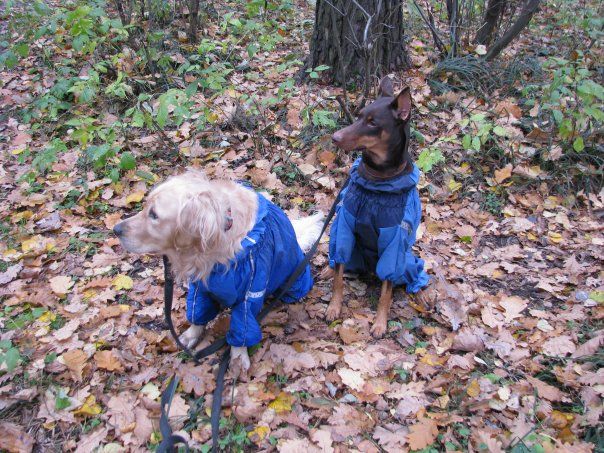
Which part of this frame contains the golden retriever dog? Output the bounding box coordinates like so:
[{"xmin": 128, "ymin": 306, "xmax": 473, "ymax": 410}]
[{"xmin": 113, "ymin": 169, "xmax": 323, "ymax": 371}]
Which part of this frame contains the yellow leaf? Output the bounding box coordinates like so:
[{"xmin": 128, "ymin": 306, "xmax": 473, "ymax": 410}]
[
  {"xmin": 125, "ymin": 191, "xmax": 145, "ymax": 205},
  {"xmin": 247, "ymin": 425, "xmax": 270, "ymax": 442},
  {"xmin": 527, "ymin": 232, "xmax": 538, "ymax": 241},
  {"xmin": 11, "ymin": 147, "xmax": 26, "ymax": 155},
  {"xmin": 38, "ymin": 311, "xmax": 56, "ymax": 323},
  {"xmin": 467, "ymin": 379, "xmax": 480, "ymax": 397},
  {"xmin": 548, "ymin": 232, "xmax": 563, "ymax": 244},
  {"xmin": 21, "ymin": 236, "xmax": 43, "ymax": 253},
  {"xmin": 73, "ymin": 395, "xmax": 102, "ymax": 416},
  {"xmin": 420, "ymin": 353, "xmax": 446, "ymax": 366},
  {"xmin": 268, "ymin": 392, "xmax": 294, "ymax": 414},
  {"xmin": 11, "ymin": 210, "xmax": 33, "ymax": 222},
  {"xmin": 448, "ymin": 178, "xmax": 462, "ymax": 193},
  {"xmin": 112, "ymin": 274, "xmax": 133, "ymax": 291}
]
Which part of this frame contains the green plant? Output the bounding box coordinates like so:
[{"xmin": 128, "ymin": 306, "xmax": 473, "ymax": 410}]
[
  {"xmin": 0, "ymin": 340, "xmax": 22, "ymax": 372},
  {"xmin": 538, "ymin": 54, "xmax": 603, "ymax": 153},
  {"xmin": 417, "ymin": 147, "xmax": 445, "ymax": 172},
  {"xmin": 461, "ymin": 113, "xmax": 509, "ymax": 153},
  {"xmin": 217, "ymin": 418, "xmax": 251, "ymax": 451}
]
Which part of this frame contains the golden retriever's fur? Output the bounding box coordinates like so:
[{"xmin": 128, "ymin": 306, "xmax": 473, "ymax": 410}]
[
  {"xmin": 114, "ymin": 169, "xmax": 323, "ymax": 372},
  {"xmin": 115, "ymin": 170, "xmax": 258, "ymax": 284}
]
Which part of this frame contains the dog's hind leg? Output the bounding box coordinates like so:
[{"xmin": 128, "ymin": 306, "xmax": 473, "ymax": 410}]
[
  {"xmin": 326, "ymin": 264, "xmax": 344, "ymax": 321},
  {"xmin": 371, "ymin": 280, "xmax": 393, "ymax": 338}
]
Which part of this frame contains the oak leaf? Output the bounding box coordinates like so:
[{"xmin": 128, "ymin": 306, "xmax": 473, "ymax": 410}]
[{"xmin": 407, "ymin": 418, "xmax": 438, "ymax": 451}]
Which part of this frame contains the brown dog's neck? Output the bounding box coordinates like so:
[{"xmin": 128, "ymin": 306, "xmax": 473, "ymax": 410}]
[{"xmin": 359, "ymin": 159, "xmax": 409, "ymax": 181}]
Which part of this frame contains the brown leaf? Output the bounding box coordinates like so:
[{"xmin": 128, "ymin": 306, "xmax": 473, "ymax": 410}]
[
  {"xmin": 74, "ymin": 428, "xmax": 108, "ymax": 453},
  {"xmin": 542, "ymin": 336, "xmax": 576, "ymax": 357},
  {"xmin": 106, "ymin": 393, "xmax": 136, "ymax": 434},
  {"xmin": 494, "ymin": 99, "xmax": 522, "ymax": 119},
  {"xmin": 61, "ymin": 349, "xmax": 88, "ymax": 381},
  {"xmin": 267, "ymin": 344, "xmax": 316, "ymax": 374},
  {"xmin": 94, "ymin": 350, "xmax": 124, "ymax": 371},
  {"xmin": 452, "ymin": 328, "xmax": 486, "ymax": 352},
  {"xmin": 0, "ymin": 263, "xmax": 22, "ymax": 286},
  {"xmin": 49, "ymin": 275, "xmax": 74, "ymax": 296},
  {"xmin": 499, "ymin": 295, "xmax": 527, "ymax": 323},
  {"xmin": 494, "ymin": 164, "xmax": 513, "ymax": 184},
  {"xmin": 407, "ymin": 418, "xmax": 438, "ymax": 451},
  {"xmin": 338, "ymin": 368, "xmax": 365, "ymax": 391},
  {"xmin": 0, "ymin": 422, "xmax": 34, "ymax": 453},
  {"xmin": 572, "ymin": 334, "xmax": 604, "ymax": 358},
  {"xmin": 526, "ymin": 376, "xmax": 569, "ymax": 402},
  {"xmin": 373, "ymin": 424, "xmax": 408, "ymax": 452}
]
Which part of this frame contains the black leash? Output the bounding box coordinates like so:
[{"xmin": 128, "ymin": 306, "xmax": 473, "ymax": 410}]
[{"xmin": 157, "ymin": 178, "xmax": 349, "ymax": 452}]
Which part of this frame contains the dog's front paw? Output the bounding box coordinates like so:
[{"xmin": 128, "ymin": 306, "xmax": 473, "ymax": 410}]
[
  {"xmin": 179, "ymin": 325, "xmax": 204, "ymax": 349},
  {"xmin": 230, "ymin": 346, "xmax": 251, "ymax": 374},
  {"xmin": 325, "ymin": 302, "xmax": 342, "ymax": 321},
  {"xmin": 370, "ymin": 318, "xmax": 387, "ymax": 338}
]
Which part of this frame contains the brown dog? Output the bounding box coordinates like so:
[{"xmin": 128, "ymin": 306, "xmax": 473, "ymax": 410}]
[{"xmin": 326, "ymin": 78, "xmax": 431, "ymax": 337}]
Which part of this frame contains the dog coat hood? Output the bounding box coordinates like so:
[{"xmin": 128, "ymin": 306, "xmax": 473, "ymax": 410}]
[
  {"xmin": 329, "ymin": 158, "xmax": 429, "ymax": 292},
  {"xmin": 186, "ymin": 192, "xmax": 312, "ymax": 347}
]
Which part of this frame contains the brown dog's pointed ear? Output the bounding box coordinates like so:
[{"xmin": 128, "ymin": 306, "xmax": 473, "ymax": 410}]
[
  {"xmin": 391, "ymin": 86, "xmax": 412, "ymax": 121},
  {"xmin": 378, "ymin": 76, "xmax": 394, "ymax": 98}
]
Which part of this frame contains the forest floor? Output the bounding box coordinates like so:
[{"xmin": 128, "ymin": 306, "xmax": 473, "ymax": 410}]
[{"xmin": 0, "ymin": 0, "xmax": 602, "ymax": 452}]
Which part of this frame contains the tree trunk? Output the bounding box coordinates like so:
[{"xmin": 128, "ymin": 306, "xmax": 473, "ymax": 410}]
[
  {"xmin": 485, "ymin": 0, "xmax": 541, "ymax": 61},
  {"xmin": 308, "ymin": 0, "xmax": 409, "ymax": 87},
  {"xmin": 188, "ymin": 0, "xmax": 201, "ymax": 43},
  {"xmin": 475, "ymin": 0, "xmax": 507, "ymax": 45}
]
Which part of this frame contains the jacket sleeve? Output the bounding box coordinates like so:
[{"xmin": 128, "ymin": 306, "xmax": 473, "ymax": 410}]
[
  {"xmin": 226, "ymin": 292, "xmax": 264, "ymax": 347},
  {"xmin": 186, "ymin": 281, "xmax": 220, "ymax": 325},
  {"xmin": 376, "ymin": 190, "xmax": 429, "ymax": 290},
  {"xmin": 186, "ymin": 271, "xmax": 239, "ymax": 325},
  {"xmin": 329, "ymin": 204, "xmax": 356, "ymax": 267}
]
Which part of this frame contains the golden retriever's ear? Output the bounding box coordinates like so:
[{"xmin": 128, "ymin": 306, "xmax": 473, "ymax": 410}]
[{"xmin": 175, "ymin": 192, "xmax": 223, "ymax": 251}]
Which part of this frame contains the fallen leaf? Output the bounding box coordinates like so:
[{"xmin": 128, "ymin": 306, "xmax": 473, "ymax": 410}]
[
  {"xmin": 338, "ymin": 368, "xmax": 365, "ymax": 391},
  {"xmin": 407, "ymin": 418, "xmax": 438, "ymax": 451},
  {"xmin": 542, "ymin": 336, "xmax": 576, "ymax": 357},
  {"xmin": 467, "ymin": 379, "xmax": 480, "ymax": 397},
  {"xmin": 94, "ymin": 350, "xmax": 123, "ymax": 371},
  {"xmin": 499, "ymin": 295, "xmax": 527, "ymax": 322},
  {"xmin": 0, "ymin": 422, "xmax": 34, "ymax": 453},
  {"xmin": 49, "ymin": 275, "xmax": 74, "ymax": 295},
  {"xmin": 112, "ymin": 274, "xmax": 133, "ymax": 291},
  {"xmin": 73, "ymin": 395, "xmax": 102, "ymax": 416},
  {"xmin": 125, "ymin": 191, "xmax": 145, "ymax": 205},
  {"xmin": 494, "ymin": 164, "xmax": 513, "ymax": 184},
  {"xmin": 61, "ymin": 349, "xmax": 88, "ymax": 381},
  {"xmin": 572, "ymin": 335, "xmax": 603, "ymax": 358},
  {"xmin": 268, "ymin": 391, "xmax": 294, "ymax": 414}
]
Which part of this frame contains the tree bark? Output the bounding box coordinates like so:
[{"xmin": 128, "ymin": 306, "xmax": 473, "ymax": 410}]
[
  {"xmin": 188, "ymin": 0, "xmax": 201, "ymax": 43},
  {"xmin": 308, "ymin": 0, "xmax": 409, "ymax": 86},
  {"xmin": 485, "ymin": 0, "xmax": 541, "ymax": 61},
  {"xmin": 475, "ymin": 0, "xmax": 507, "ymax": 45}
]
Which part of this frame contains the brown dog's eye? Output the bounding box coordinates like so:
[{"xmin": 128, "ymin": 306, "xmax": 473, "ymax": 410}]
[
  {"xmin": 367, "ymin": 118, "xmax": 378, "ymax": 128},
  {"xmin": 149, "ymin": 209, "xmax": 158, "ymax": 220}
]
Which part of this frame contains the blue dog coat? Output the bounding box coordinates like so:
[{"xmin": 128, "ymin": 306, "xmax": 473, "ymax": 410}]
[
  {"xmin": 329, "ymin": 158, "xmax": 429, "ymax": 293},
  {"xmin": 186, "ymin": 192, "xmax": 313, "ymax": 347}
]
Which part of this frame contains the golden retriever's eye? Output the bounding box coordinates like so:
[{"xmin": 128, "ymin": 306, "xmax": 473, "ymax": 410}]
[{"xmin": 149, "ymin": 209, "xmax": 158, "ymax": 220}]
